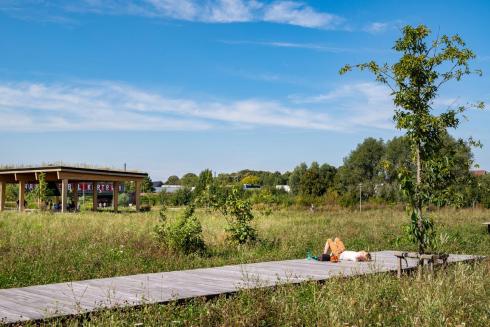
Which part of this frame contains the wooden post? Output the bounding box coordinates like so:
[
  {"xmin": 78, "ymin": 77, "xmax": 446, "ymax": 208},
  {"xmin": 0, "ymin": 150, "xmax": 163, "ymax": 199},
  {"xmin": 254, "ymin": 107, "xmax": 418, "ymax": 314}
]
[
  {"xmin": 429, "ymin": 259, "xmax": 434, "ymax": 279},
  {"xmin": 72, "ymin": 182, "xmax": 79, "ymax": 211},
  {"xmin": 18, "ymin": 181, "xmax": 25, "ymax": 212},
  {"xmin": 113, "ymin": 181, "xmax": 119, "ymax": 212},
  {"xmin": 417, "ymin": 259, "xmax": 423, "ymax": 280},
  {"xmin": 92, "ymin": 182, "xmax": 97, "ymax": 211},
  {"xmin": 0, "ymin": 182, "xmax": 5, "ymax": 212},
  {"xmin": 61, "ymin": 179, "xmax": 68, "ymax": 213},
  {"xmin": 397, "ymin": 257, "xmax": 402, "ymax": 278},
  {"xmin": 135, "ymin": 180, "xmax": 141, "ymax": 212}
]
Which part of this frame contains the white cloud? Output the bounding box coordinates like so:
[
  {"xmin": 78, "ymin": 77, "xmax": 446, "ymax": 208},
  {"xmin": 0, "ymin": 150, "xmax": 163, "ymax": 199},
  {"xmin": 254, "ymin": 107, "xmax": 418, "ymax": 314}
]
[
  {"xmin": 290, "ymin": 82, "xmax": 396, "ymax": 130},
  {"xmin": 0, "ymin": 81, "xmax": 345, "ymax": 132},
  {"xmin": 145, "ymin": 0, "xmax": 199, "ymax": 20},
  {"xmin": 3, "ymin": 0, "xmax": 344, "ymax": 29},
  {"xmin": 123, "ymin": 0, "xmax": 342, "ymax": 28},
  {"xmin": 263, "ymin": 1, "xmax": 342, "ymax": 29},
  {"xmin": 363, "ymin": 22, "xmax": 388, "ymax": 33},
  {"xmin": 0, "ymin": 80, "xmax": 407, "ymax": 133},
  {"xmin": 220, "ymin": 40, "xmax": 392, "ymax": 54}
]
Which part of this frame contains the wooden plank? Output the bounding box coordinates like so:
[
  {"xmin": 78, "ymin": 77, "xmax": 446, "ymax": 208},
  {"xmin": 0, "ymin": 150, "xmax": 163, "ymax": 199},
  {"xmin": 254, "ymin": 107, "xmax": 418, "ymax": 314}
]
[
  {"xmin": 0, "ymin": 251, "xmax": 482, "ymax": 324},
  {"xmin": 135, "ymin": 181, "xmax": 141, "ymax": 211},
  {"xmin": 58, "ymin": 171, "xmax": 143, "ymax": 182},
  {"xmin": 92, "ymin": 182, "xmax": 97, "ymax": 211},
  {"xmin": 113, "ymin": 181, "xmax": 119, "ymax": 212},
  {"xmin": 61, "ymin": 179, "xmax": 68, "ymax": 213},
  {"xmin": 0, "ymin": 181, "xmax": 5, "ymax": 212},
  {"xmin": 18, "ymin": 181, "xmax": 25, "ymax": 212}
]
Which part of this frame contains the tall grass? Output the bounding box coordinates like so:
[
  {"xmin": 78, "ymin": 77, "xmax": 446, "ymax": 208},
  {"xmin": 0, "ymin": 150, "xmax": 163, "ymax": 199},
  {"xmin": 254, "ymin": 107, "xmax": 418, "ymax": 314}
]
[
  {"xmin": 1, "ymin": 207, "xmax": 489, "ymax": 326},
  {"xmin": 1, "ymin": 207, "xmax": 488, "ymax": 289}
]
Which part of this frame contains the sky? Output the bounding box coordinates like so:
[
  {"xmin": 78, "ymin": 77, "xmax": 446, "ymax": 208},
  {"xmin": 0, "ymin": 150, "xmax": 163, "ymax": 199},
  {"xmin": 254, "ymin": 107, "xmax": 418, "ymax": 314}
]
[{"xmin": 0, "ymin": 0, "xmax": 489, "ymax": 181}]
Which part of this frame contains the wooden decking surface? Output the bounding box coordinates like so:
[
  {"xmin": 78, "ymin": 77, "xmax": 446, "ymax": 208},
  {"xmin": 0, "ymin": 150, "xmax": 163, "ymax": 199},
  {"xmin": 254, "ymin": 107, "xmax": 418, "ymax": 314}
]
[{"xmin": 0, "ymin": 251, "xmax": 482, "ymax": 324}]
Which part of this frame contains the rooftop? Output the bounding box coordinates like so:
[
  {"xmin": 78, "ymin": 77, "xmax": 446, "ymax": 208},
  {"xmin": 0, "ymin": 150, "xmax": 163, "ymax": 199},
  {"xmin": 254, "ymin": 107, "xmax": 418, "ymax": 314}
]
[{"xmin": 0, "ymin": 163, "xmax": 145, "ymax": 176}]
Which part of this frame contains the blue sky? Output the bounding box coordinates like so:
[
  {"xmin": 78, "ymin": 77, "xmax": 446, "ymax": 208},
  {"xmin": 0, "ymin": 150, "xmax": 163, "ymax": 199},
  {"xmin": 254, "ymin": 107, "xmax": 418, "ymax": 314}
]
[{"xmin": 0, "ymin": 0, "xmax": 489, "ymax": 181}]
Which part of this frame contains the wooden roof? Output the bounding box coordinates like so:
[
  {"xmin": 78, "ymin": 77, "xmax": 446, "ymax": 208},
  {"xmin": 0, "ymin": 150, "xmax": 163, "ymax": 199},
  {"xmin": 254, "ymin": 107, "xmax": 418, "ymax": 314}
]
[{"xmin": 0, "ymin": 165, "xmax": 147, "ymax": 183}]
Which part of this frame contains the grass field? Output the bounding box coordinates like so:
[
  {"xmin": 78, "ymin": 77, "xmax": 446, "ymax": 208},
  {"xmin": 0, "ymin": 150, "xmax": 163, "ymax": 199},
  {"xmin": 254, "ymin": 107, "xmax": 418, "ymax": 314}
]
[{"xmin": 1, "ymin": 207, "xmax": 489, "ymax": 325}]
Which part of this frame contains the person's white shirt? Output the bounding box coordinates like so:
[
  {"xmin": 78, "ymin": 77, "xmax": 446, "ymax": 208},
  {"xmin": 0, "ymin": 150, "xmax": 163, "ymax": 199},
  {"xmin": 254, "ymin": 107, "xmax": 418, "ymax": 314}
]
[{"xmin": 339, "ymin": 250, "xmax": 361, "ymax": 261}]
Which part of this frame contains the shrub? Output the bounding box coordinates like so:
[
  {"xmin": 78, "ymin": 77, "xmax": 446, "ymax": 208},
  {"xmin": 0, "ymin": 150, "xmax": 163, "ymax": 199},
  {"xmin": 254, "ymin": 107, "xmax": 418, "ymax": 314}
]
[
  {"xmin": 118, "ymin": 193, "xmax": 130, "ymax": 207},
  {"xmin": 139, "ymin": 204, "xmax": 151, "ymax": 212},
  {"xmin": 173, "ymin": 188, "xmax": 194, "ymax": 206},
  {"xmin": 141, "ymin": 193, "xmax": 160, "ymax": 206},
  {"xmin": 154, "ymin": 205, "xmax": 205, "ymax": 254},
  {"xmin": 218, "ymin": 186, "xmax": 257, "ymax": 244}
]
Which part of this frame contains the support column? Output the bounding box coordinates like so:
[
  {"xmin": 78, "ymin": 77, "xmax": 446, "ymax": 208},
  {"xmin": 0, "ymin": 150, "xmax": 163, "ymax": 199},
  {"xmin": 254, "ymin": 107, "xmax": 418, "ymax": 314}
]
[
  {"xmin": 113, "ymin": 181, "xmax": 119, "ymax": 212},
  {"xmin": 61, "ymin": 179, "xmax": 68, "ymax": 213},
  {"xmin": 18, "ymin": 181, "xmax": 25, "ymax": 212},
  {"xmin": 135, "ymin": 180, "xmax": 141, "ymax": 212},
  {"xmin": 0, "ymin": 182, "xmax": 6, "ymax": 212},
  {"xmin": 72, "ymin": 182, "xmax": 79, "ymax": 211},
  {"xmin": 92, "ymin": 182, "xmax": 97, "ymax": 211}
]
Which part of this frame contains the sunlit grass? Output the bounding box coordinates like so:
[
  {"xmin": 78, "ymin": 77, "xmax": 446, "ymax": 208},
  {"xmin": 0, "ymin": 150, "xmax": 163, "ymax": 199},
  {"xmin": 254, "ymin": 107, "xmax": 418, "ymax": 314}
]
[
  {"xmin": 1, "ymin": 207, "xmax": 489, "ymax": 325},
  {"xmin": 1, "ymin": 207, "xmax": 488, "ymax": 289}
]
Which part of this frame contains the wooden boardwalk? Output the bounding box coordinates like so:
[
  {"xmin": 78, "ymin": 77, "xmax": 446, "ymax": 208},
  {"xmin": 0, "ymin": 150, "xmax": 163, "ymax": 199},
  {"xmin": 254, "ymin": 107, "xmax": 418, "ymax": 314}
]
[{"xmin": 0, "ymin": 251, "xmax": 481, "ymax": 324}]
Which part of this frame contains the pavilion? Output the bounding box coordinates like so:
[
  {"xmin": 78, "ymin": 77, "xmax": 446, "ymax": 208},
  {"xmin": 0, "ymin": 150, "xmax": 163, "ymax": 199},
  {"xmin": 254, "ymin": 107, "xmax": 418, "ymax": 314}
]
[{"xmin": 0, "ymin": 165, "xmax": 148, "ymax": 213}]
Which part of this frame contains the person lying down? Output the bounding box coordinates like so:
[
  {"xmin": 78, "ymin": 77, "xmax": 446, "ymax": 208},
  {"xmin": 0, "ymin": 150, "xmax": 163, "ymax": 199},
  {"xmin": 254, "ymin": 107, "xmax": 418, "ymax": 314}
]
[{"xmin": 323, "ymin": 237, "xmax": 371, "ymax": 262}]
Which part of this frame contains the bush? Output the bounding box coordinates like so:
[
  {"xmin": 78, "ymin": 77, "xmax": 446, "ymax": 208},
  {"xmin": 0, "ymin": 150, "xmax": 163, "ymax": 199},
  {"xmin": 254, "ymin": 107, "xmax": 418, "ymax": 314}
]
[
  {"xmin": 156, "ymin": 188, "xmax": 194, "ymax": 207},
  {"xmin": 172, "ymin": 188, "xmax": 194, "ymax": 206},
  {"xmin": 139, "ymin": 204, "xmax": 151, "ymax": 212},
  {"xmin": 118, "ymin": 193, "xmax": 130, "ymax": 207},
  {"xmin": 219, "ymin": 186, "xmax": 257, "ymax": 244},
  {"xmin": 154, "ymin": 205, "xmax": 205, "ymax": 254},
  {"xmin": 141, "ymin": 193, "xmax": 160, "ymax": 206}
]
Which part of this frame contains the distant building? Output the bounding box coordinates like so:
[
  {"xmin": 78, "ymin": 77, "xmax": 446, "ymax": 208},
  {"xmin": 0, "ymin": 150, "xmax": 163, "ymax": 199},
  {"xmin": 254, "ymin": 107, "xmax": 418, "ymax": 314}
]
[
  {"xmin": 152, "ymin": 181, "xmax": 164, "ymax": 192},
  {"xmin": 471, "ymin": 170, "xmax": 487, "ymax": 177},
  {"xmin": 275, "ymin": 185, "xmax": 291, "ymax": 193},
  {"xmin": 243, "ymin": 184, "xmax": 261, "ymax": 190},
  {"xmin": 152, "ymin": 182, "xmax": 195, "ymax": 193}
]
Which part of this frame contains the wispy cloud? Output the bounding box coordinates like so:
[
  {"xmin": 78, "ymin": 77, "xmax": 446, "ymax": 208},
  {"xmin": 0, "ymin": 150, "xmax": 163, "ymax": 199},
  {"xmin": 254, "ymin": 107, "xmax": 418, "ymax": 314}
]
[
  {"xmin": 363, "ymin": 22, "xmax": 389, "ymax": 33},
  {"xmin": 220, "ymin": 40, "xmax": 392, "ymax": 54},
  {"xmin": 221, "ymin": 40, "xmax": 350, "ymax": 52},
  {"xmin": 363, "ymin": 20, "xmax": 404, "ymax": 34},
  {"xmin": 262, "ymin": 1, "xmax": 343, "ymax": 29},
  {"xmin": 0, "ymin": 80, "xmax": 404, "ymax": 133},
  {"xmin": 290, "ymin": 82, "xmax": 476, "ymax": 130},
  {"xmin": 0, "ymin": 80, "xmax": 344, "ymax": 132},
  {"xmin": 2, "ymin": 0, "xmax": 344, "ymax": 29},
  {"xmin": 290, "ymin": 82, "xmax": 396, "ymax": 130}
]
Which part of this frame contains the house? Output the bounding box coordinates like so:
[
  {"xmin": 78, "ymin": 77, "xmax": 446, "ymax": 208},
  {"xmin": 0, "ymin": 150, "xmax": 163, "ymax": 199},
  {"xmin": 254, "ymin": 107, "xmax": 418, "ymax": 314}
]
[
  {"xmin": 275, "ymin": 185, "xmax": 291, "ymax": 193},
  {"xmin": 470, "ymin": 170, "xmax": 487, "ymax": 177}
]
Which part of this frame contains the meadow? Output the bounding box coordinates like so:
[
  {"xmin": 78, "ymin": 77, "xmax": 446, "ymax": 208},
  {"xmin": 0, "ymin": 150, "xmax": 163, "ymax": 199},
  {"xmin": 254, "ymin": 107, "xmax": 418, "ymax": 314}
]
[{"xmin": 0, "ymin": 207, "xmax": 489, "ymax": 326}]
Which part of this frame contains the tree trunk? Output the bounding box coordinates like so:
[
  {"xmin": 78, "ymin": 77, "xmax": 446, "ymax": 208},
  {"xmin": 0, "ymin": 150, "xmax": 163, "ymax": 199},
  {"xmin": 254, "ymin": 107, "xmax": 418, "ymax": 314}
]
[{"xmin": 416, "ymin": 143, "xmax": 424, "ymax": 254}]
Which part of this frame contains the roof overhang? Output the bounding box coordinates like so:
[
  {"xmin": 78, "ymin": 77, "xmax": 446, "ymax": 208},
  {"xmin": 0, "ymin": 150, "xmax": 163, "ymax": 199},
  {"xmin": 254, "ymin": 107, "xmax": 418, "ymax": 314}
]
[{"xmin": 0, "ymin": 166, "xmax": 148, "ymax": 183}]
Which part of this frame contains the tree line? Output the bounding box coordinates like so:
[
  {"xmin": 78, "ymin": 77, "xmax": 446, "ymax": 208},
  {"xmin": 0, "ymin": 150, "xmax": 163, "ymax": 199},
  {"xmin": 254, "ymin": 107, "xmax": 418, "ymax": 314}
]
[{"xmin": 143, "ymin": 133, "xmax": 489, "ymax": 209}]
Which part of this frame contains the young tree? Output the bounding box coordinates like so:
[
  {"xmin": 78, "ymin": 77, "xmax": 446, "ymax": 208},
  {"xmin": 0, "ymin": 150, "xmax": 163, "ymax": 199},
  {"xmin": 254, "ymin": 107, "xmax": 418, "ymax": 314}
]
[
  {"xmin": 164, "ymin": 175, "xmax": 180, "ymax": 185},
  {"xmin": 241, "ymin": 175, "xmax": 261, "ymax": 185},
  {"xmin": 33, "ymin": 172, "xmax": 48, "ymax": 210},
  {"xmin": 180, "ymin": 173, "xmax": 199, "ymax": 188},
  {"xmin": 341, "ymin": 25, "xmax": 484, "ymax": 253},
  {"xmin": 141, "ymin": 176, "xmax": 155, "ymax": 193},
  {"xmin": 289, "ymin": 162, "xmax": 308, "ymax": 195},
  {"xmin": 300, "ymin": 162, "xmax": 323, "ymax": 196},
  {"xmin": 336, "ymin": 137, "xmax": 385, "ymax": 194}
]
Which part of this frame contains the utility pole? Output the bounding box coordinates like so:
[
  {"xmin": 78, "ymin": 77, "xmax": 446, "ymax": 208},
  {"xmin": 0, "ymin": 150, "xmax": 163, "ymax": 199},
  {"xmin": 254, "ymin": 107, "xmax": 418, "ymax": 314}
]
[{"xmin": 359, "ymin": 183, "xmax": 363, "ymax": 212}]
